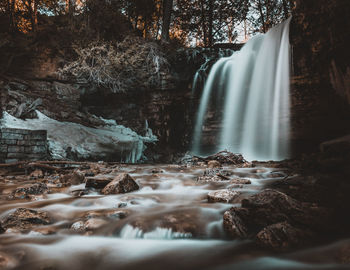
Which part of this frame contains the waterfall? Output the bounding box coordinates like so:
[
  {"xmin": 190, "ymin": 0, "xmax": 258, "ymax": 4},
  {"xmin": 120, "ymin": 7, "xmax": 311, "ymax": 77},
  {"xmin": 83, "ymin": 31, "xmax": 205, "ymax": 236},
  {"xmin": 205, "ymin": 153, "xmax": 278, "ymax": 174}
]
[{"xmin": 192, "ymin": 18, "xmax": 292, "ymax": 161}]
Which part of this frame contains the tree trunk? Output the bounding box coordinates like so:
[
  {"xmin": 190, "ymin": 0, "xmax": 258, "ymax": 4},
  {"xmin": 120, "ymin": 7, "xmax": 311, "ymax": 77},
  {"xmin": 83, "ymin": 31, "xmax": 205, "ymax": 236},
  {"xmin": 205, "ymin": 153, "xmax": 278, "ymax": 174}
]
[
  {"xmin": 208, "ymin": 0, "xmax": 214, "ymax": 47},
  {"xmin": 65, "ymin": 0, "xmax": 69, "ymax": 14},
  {"xmin": 282, "ymin": 0, "xmax": 289, "ymax": 19},
  {"xmin": 69, "ymin": 0, "xmax": 75, "ymax": 16},
  {"xmin": 30, "ymin": 0, "xmax": 38, "ymax": 32},
  {"xmin": 7, "ymin": 0, "xmax": 16, "ymax": 32},
  {"xmin": 257, "ymin": 0, "xmax": 266, "ymax": 33},
  {"xmin": 161, "ymin": 0, "xmax": 174, "ymax": 41},
  {"xmin": 200, "ymin": 0, "xmax": 207, "ymax": 46},
  {"xmin": 265, "ymin": 0, "xmax": 270, "ymax": 28}
]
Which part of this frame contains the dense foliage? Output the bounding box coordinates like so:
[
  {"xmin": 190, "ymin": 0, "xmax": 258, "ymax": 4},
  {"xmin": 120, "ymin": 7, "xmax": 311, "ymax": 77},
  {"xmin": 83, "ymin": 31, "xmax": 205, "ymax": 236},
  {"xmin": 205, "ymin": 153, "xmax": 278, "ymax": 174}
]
[
  {"xmin": 58, "ymin": 37, "xmax": 170, "ymax": 92},
  {"xmin": 0, "ymin": 0, "xmax": 294, "ymax": 46}
]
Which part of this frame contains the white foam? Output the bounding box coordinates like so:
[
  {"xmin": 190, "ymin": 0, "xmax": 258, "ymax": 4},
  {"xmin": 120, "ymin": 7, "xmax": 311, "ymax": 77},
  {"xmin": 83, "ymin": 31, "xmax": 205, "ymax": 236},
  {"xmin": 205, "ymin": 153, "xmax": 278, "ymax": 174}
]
[{"xmin": 120, "ymin": 225, "xmax": 192, "ymax": 240}]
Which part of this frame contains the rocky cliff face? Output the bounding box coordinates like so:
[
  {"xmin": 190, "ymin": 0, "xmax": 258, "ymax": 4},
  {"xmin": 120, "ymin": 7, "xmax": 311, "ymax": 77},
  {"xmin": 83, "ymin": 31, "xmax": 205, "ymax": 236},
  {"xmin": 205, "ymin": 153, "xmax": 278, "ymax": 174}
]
[
  {"xmin": 0, "ymin": 76, "xmax": 101, "ymax": 127},
  {"xmin": 81, "ymin": 88, "xmax": 195, "ymax": 162},
  {"xmin": 289, "ymin": 0, "xmax": 350, "ymax": 154}
]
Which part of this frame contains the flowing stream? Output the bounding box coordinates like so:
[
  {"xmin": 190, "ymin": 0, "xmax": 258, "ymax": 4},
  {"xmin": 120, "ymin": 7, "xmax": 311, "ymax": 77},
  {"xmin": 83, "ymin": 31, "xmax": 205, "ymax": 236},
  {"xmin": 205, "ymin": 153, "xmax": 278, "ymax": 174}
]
[
  {"xmin": 0, "ymin": 164, "xmax": 348, "ymax": 269},
  {"xmin": 192, "ymin": 18, "xmax": 291, "ymax": 161}
]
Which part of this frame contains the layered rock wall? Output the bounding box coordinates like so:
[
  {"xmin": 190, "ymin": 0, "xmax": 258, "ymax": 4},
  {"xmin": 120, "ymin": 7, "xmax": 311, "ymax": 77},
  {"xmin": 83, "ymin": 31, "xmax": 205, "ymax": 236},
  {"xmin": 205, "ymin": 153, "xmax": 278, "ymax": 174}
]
[{"xmin": 0, "ymin": 128, "xmax": 48, "ymax": 163}]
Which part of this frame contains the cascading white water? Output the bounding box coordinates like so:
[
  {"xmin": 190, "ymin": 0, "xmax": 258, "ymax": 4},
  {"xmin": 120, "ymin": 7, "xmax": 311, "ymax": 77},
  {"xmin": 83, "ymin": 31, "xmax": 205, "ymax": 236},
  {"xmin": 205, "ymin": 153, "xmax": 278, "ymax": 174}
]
[
  {"xmin": 191, "ymin": 49, "xmax": 234, "ymax": 95},
  {"xmin": 120, "ymin": 225, "xmax": 192, "ymax": 239},
  {"xmin": 192, "ymin": 18, "xmax": 292, "ymax": 161}
]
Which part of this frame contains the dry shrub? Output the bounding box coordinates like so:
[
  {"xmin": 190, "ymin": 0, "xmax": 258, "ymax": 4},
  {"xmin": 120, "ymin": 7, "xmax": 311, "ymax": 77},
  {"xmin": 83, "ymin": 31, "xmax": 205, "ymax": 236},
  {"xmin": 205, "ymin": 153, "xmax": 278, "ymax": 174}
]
[{"xmin": 58, "ymin": 36, "xmax": 170, "ymax": 92}]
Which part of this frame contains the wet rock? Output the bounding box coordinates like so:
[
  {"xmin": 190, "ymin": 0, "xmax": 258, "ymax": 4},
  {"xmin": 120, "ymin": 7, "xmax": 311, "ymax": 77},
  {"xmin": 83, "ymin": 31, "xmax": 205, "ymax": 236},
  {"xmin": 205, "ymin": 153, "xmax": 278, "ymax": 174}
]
[
  {"xmin": 11, "ymin": 183, "xmax": 49, "ymax": 200},
  {"xmin": 30, "ymin": 169, "xmax": 44, "ymax": 179},
  {"xmin": 223, "ymin": 189, "xmax": 333, "ymax": 242},
  {"xmin": 159, "ymin": 213, "xmax": 199, "ymax": 236},
  {"xmin": 204, "ymin": 168, "xmax": 233, "ymax": 177},
  {"xmin": 267, "ymin": 175, "xmax": 328, "ymax": 204},
  {"xmin": 0, "ymin": 252, "xmax": 18, "ymax": 269},
  {"xmin": 256, "ymin": 221, "xmax": 313, "ymax": 250},
  {"xmin": 251, "ymin": 168, "xmax": 267, "ymax": 173},
  {"xmin": 84, "ymin": 218, "xmax": 108, "ymax": 230},
  {"xmin": 197, "ymin": 175, "xmax": 224, "ymax": 182},
  {"xmin": 85, "ymin": 175, "xmax": 113, "ymax": 189},
  {"xmin": 1, "ymin": 208, "xmax": 51, "ymax": 231},
  {"xmin": 151, "ymin": 168, "xmax": 164, "ymax": 174},
  {"xmin": 84, "ymin": 171, "xmax": 95, "ymax": 177},
  {"xmin": 4, "ymin": 228, "xmax": 21, "ymax": 234},
  {"xmin": 108, "ymin": 210, "xmax": 128, "ymax": 219},
  {"xmin": 183, "ymin": 151, "xmax": 246, "ymax": 166},
  {"xmin": 197, "ymin": 168, "xmax": 232, "ymax": 182},
  {"xmin": 14, "ymin": 98, "xmax": 42, "ymax": 118},
  {"xmin": 208, "ymin": 190, "xmax": 240, "ymax": 203},
  {"xmin": 71, "ymin": 189, "xmax": 89, "ymax": 197},
  {"xmin": 102, "ymin": 173, "xmax": 139, "ymax": 195},
  {"xmin": 60, "ymin": 171, "xmax": 85, "ymax": 185},
  {"xmin": 223, "ymin": 208, "xmax": 249, "ymax": 238},
  {"xmin": 89, "ymin": 163, "xmax": 103, "ymax": 175},
  {"xmin": 208, "ymin": 160, "xmax": 221, "ymax": 168},
  {"xmin": 230, "ymin": 178, "xmax": 251, "ymax": 185},
  {"xmin": 177, "ymin": 153, "xmax": 194, "ymax": 165},
  {"xmin": 117, "ymin": 202, "xmax": 128, "ymax": 208},
  {"xmin": 266, "ymin": 171, "xmax": 286, "ymax": 178},
  {"xmin": 241, "ymin": 189, "xmax": 332, "ymax": 229},
  {"xmin": 71, "ymin": 218, "xmax": 109, "ymax": 233},
  {"xmin": 31, "ymin": 227, "xmax": 56, "ymax": 235},
  {"xmin": 203, "ymin": 151, "xmax": 246, "ymax": 165},
  {"xmin": 71, "ymin": 221, "xmax": 85, "ymax": 232}
]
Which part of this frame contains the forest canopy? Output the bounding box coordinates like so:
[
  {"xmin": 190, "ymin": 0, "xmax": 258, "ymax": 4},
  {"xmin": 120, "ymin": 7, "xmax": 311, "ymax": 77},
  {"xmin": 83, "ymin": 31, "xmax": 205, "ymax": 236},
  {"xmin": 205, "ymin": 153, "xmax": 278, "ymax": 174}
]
[{"xmin": 0, "ymin": 0, "xmax": 294, "ymax": 46}]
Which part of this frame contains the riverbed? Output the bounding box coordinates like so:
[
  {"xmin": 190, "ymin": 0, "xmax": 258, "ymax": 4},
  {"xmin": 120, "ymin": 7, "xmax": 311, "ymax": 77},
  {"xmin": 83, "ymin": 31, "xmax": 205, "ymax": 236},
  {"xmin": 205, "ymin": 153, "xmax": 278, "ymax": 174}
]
[{"xmin": 0, "ymin": 163, "xmax": 349, "ymax": 270}]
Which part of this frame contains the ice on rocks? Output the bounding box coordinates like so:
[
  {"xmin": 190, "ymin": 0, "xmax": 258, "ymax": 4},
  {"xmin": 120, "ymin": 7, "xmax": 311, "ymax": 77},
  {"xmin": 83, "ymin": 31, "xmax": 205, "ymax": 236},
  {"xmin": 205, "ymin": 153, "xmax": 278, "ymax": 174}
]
[{"xmin": 1, "ymin": 110, "xmax": 157, "ymax": 163}]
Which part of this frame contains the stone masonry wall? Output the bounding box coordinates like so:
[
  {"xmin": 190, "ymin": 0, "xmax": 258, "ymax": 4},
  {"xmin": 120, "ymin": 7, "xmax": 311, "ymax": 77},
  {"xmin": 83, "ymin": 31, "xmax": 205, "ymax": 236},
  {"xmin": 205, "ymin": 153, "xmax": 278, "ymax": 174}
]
[{"xmin": 0, "ymin": 128, "xmax": 48, "ymax": 163}]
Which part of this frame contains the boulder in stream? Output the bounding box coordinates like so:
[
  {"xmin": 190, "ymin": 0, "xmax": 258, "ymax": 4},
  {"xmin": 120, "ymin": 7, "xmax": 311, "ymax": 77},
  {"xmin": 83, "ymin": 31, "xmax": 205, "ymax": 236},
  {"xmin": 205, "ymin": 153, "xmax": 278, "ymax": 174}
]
[
  {"xmin": 240, "ymin": 189, "xmax": 331, "ymax": 229},
  {"xmin": 207, "ymin": 160, "xmax": 221, "ymax": 168},
  {"xmin": 197, "ymin": 168, "xmax": 232, "ymax": 182},
  {"xmin": 10, "ymin": 183, "xmax": 49, "ymax": 200},
  {"xmin": 0, "ymin": 208, "xmax": 51, "ymax": 232},
  {"xmin": 223, "ymin": 207, "xmax": 249, "ymax": 238},
  {"xmin": 60, "ymin": 171, "xmax": 85, "ymax": 185},
  {"xmin": 84, "ymin": 218, "xmax": 108, "ymax": 230},
  {"xmin": 29, "ymin": 169, "xmax": 44, "ymax": 179},
  {"xmin": 71, "ymin": 221, "xmax": 85, "ymax": 232},
  {"xmin": 223, "ymin": 189, "xmax": 333, "ymax": 247},
  {"xmin": 203, "ymin": 151, "xmax": 247, "ymax": 165},
  {"xmin": 256, "ymin": 221, "xmax": 313, "ymax": 250},
  {"xmin": 208, "ymin": 190, "xmax": 240, "ymax": 203},
  {"xmin": 230, "ymin": 178, "xmax": 251, "ymax": 185},
  {"xmin": 85, "ymin": 175, "xmax": 113, "ymax": 189},
  {"xmin": 102, "ymin": 173, "xmax": 139, "ymax": 194}
]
